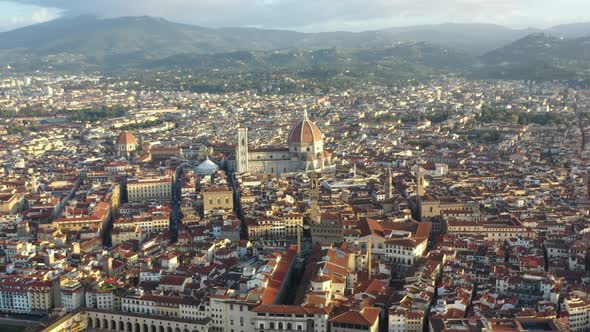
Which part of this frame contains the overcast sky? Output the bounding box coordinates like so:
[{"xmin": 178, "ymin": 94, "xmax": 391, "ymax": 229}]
[{"xmin": 0, "ymin": 0, "xmax": 589, "ymax": 32}]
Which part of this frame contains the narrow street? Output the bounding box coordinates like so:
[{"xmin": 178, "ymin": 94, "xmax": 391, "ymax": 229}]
[{"xmin": 169, "ymin": 163, "xmax": 186, "ymax": 242}]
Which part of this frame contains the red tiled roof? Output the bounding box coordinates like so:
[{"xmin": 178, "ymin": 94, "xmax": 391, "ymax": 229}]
[
  {"xmin": 329, "ymin": 307, "xmax": 381, "ymax": 326},
  {"xmin": 288, "ymin": 115, "xmax": 322, "ymax": 145},
  {"xmin": 116, "ymin": 131, "xmax": 137, "ymax": 145}
]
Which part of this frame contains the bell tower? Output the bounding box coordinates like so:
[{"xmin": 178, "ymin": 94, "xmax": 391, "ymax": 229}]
[
  {"xmin": 309, "ymin": 171, "xmax": 321, "ymax": 224},
  {"xmin": 417, "ymin": 170, "xmax": 425, "ymax": 197},
  {"xmin": 236, "ymin": 128, "xmax": 249, "ymax": 173},
  {"xmin": 386, "ymin": 167, "xmax": 393, "ymax": 200}
]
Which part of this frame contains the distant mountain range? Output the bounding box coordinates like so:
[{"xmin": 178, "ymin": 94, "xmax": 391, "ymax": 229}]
[{"xmin": 0, "ymin": 16, "xmax": 589, "ymax": 80}]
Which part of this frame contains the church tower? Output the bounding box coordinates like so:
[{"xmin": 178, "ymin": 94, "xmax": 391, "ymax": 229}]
[
  {"xmin": 417, "ymin": 170, "xmax": 425, "ymax": 197},
  {"xmin": 386, "ymin": 167, "xmax": 393, "ymax": 200},
  {"xmin": 309, "ymin": 171, "xmax": 321, "ymax": 224},
  {"xmin": 236, "ymin": 128, "xmax": 249, "ymax": 173}
]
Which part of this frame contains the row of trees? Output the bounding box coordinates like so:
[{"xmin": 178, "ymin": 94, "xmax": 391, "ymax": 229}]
[
  {"xmin": 1, "ymin": 105, "xmax": 130, "ymax": 122},
  {"xmin": 117, "ymin": 119, "xmax": 164, "ymax": 130},
  {"xmin": 68, "ymin": 105, "xmax": 129, "ymax": 121},
  {"xmin": 477, "ymin": 105, "xmax": 568, "ymax": 125}
]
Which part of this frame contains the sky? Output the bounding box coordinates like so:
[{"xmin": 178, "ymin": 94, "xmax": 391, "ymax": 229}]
[{"xmin": 0, "ymin": 0, "xmax": 589, "ymax": 32}]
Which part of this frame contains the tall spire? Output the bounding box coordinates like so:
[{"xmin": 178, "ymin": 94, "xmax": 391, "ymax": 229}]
[
  {"xmin": 386, "ymin": 166, "xmax": 393, "ymax": 200},
  {"xmin": 303, "ymin": 109, "xmax": 308, "ymax": 121}
]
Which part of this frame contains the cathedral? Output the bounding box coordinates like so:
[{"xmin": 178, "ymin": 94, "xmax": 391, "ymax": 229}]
[{"xmin": 235, "ymin": 110, "xmax": 335, "ymax": 174}]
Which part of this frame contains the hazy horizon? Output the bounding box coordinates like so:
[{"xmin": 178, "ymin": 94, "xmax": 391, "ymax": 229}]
[{"xmin": 1, "ymin": 0, "xmax": 589, "ymax": 33}]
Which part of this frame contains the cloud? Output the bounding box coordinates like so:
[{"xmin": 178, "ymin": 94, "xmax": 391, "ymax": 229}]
[
  {"xmin": 0, "ymin": 4, "xmax": 60, "ymax": 31},
  {"xmin": 30, "ymin": 7, "xmax": 58, "ymax": 23},
  {"xmin": 3, "ymin": 0, "xmax": 590, "ymax": 30}
]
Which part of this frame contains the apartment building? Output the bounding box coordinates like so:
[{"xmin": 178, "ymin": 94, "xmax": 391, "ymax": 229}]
[
  {"xmin": 252, "ymin": 305, "xmax": 330, "ymax": 332},
  {"xmin": 202, "ymin": 187, "xmax": 233, "ymax": 215},
  {"xmin": 562, "ymin": 297, "xmax": 590, "ymax": 332},
  {"xmin": 61, "ymin": 281, "xmax": 85, "ymax": 312},
  {"xmin": 127, "ymin": 177, "xmax": 172, "ymax": 202},
  {"xmin": 448, "ymin": 215, "xmax": 535, "ymax": 242}
]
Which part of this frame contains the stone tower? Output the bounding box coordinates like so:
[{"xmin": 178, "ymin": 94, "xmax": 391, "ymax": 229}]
[
  {"xmin": 386, "ymin": 167, "xmax": 393, "ymax": 200},
  {"xmin": 417, "ymin": 170, "xmax": 426, "ymax": 197},
  {"xmin": 309, "ymin": 171, "xmax": 321, "ymax": 224},
  {"xmin": 236, "ymin": 128, "xmax": 249, "ymax": 173}
]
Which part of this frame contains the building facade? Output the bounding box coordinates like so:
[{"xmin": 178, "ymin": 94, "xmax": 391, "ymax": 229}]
[{"xmin": 127, "ymin": 177, "xmax": 173, "ymax": 202}]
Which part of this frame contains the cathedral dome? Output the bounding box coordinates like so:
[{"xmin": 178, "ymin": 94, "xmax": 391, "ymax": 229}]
[
  {"xmin": 116, "ymin": 131, "xmax": 137, "ymax": 145},
  {"xmin": 288, "ymin": 110, "xmax": 322, "ymax": 145}
]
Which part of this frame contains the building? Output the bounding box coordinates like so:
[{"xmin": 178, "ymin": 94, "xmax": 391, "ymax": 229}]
[
  {"xmin": 447, "ymin": 216, "xmax": 535, "ymax": 242},
  {"xmin": 236, "ymin": 111, "xmax": 335, "ymax": 175},
  {"xmin": 0, "ymin": 277, "xmax": 50, "ymax": 314},
  {"xmin": 29, "ymin": 281, "xmax": 54, "ymax": 313},
  {"xmin": 0, "ymin": 190, "xmax": 24, "ymax": 214},
  {"xmin": 252, "ymin": 305, "xmax": 331, "ymax": 332},
  {"xmin": 61, "ymin": 281, "xmax": 85, "ymax": 312},
  {"xmin": 562, "ymin": 297, "xmax": 590, "ymax": 332},
  {"xmin": 127, "ymin": 177, "xmax": 173, "ymax": 202},
  {"xmin": 85, "ymin": 286, "xmax": 116, "ymax": 311},
  {"xmin": 310, "ymin": 213, "xmax": 344, "ymax": 245},
  {"xmin": 113, "ymin": 207, "xmax": 170, "ymax": 237},
  {"xmin": 356, "ymin": 219, "xmax": 432, "ymax": 271},
  {"xmin": 85, "ymin": 309, "xmax": 211, "ymax": 332},
  {"xmin": 202, "ymin": 187, "xmax": 234, "ymax": 215},
  {"xmin": 247, "ymin": 213, "xmax": 304, "ymax": 242},
  {"xmin": 329, "ymin": 307, "xmax": 381, "ymax": 332},
  {"xmin": 150, "ymin": 146, "xmax": 183, "ymax": 160},
  {"xmin": 116, "ymin": 131, "xmax": 137, "ymax": 159},
  {"xmin": 420, "ymin": 196, "xmax": 478, "ymax": 219},
  {"xmin": 51, "ymin": 201, "xmax": 111, "ymax": 234}
]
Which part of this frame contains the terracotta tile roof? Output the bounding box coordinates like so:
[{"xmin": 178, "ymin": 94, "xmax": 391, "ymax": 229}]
[
  {"xmin": 116, "ymin": 131, "xmax": 137, "ymax": 145},
  {"xmin": 288, "ymin": 116, "xmax": 322, "ymax": 144},
  {"xmin": 329, "ymin": 307, "xmax": 381, "ymax": 326}
]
